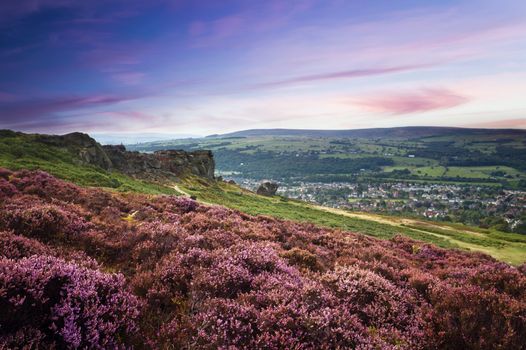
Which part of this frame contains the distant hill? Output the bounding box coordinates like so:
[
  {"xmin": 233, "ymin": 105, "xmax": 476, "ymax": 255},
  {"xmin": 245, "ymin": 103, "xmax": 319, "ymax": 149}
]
[
  {"xmin": 130, "ymin": 125, "xmax": 526, "ymax": 190},
  {"xmin": 215, "ymin": 126, "xmax": 526, "ymax": 139}
]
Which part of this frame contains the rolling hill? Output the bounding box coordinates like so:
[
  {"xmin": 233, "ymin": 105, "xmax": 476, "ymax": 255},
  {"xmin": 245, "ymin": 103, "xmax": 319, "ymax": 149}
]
[
  {"xmin": 129, "ymin": 126, "xmax": 526, "ymax": 188},
  {"xmin": 127, "ymin": 127, "xmax": 526, "ymax": 234},
  {"xmin": 1, "ymin": 129, "xmax": 526, "ymax": 348},
  {"xmin": 1, "ymin": 163, "xmax": 526, "ymax": 349},
  {"xmin": 214, "ymin": 126, "xmax": 526, "ymax": 139}
]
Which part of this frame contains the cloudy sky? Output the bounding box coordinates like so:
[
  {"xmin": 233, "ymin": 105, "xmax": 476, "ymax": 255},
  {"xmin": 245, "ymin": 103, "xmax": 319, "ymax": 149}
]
[{"xmin": 1, "ymin": 0, "xmax": 525, "ymax": 135}]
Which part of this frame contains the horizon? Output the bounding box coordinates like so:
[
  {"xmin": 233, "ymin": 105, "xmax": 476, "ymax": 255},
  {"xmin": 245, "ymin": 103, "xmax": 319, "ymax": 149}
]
[
  {"xmin": 5, "ymin": 124, "xmax": 526, "ymax": 146},
  {"xmin": 1, "ymin": 1, "xmax": 526, "ymax": 134}
]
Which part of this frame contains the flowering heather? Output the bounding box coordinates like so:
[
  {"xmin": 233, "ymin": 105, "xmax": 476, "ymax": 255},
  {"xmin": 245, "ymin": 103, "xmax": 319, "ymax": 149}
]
[
  {"xmin": 0, "ymin": 255, "xmax": 141, "ymax": 348},
  {"xmin": 0, "ymin": 168, "xmax": 525, "ymax": 349},
  {"xmin": 0, "ymin": 198, "xmax": 91, "ymax": 240},
  {"xmin": 0, "ymin": 230, "xmax": 50, "ymax": 259}
]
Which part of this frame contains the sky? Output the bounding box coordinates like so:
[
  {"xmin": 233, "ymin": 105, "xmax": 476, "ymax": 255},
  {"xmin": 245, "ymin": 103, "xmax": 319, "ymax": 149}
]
[{"xmin": 0, "ymin": 0, "xmax": 526, "ymax": 136}]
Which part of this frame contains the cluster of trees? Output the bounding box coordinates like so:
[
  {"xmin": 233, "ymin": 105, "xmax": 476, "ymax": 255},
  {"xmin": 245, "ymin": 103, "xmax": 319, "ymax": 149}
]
[{"xmin": 215, "ymin": 150, "xmax": 393, "ymax": 179}]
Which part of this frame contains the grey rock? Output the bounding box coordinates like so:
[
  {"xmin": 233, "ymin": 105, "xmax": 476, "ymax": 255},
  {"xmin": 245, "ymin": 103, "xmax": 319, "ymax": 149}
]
[
  {"xmin": 35, "ymin": 132, "xmax": 215, "ymax": 181},
  {"xmin": 256, "ymin": 182, "xmax": 279, "ymax": 196}
]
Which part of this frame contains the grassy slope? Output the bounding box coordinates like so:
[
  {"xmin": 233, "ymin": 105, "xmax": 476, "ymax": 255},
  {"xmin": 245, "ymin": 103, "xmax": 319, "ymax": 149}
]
[
  {"xmin": 1, "ymin": 131, "xmax": 524, "ymax": 264},
  {"xmin": 0, "ymin": 131, "xmax": 177, "ymax": 195},
  {"xmin": 181, "ymin": 176, "xmax": 526, "ymax": 265}
]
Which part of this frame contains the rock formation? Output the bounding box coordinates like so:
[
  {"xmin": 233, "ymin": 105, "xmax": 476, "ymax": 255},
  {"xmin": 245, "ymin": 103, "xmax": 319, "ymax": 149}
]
[
  {"xmin": 36, "ymin": 132, "xmax": 215, "ymax": 180},
  {"xmin": 256, "ymin": 181, "xmax": 279, "ymax": 196}
]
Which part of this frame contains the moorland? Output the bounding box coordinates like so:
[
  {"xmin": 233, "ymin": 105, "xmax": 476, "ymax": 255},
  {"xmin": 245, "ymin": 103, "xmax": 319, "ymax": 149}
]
[{"xmin": 0, "ymin": 129, "xmax": 525, "ymax": 348}]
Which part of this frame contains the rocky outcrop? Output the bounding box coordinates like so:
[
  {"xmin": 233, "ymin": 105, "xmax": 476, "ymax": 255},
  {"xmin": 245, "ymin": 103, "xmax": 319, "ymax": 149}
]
[
  {"xmin": 36, "ymin": 132, "xmax": 215, "ymax": 180},
  {"xmin": 103, "ymin": 146, "xmax": 215, "ymax": 180},
  {"xmin": 256, "ymin": 182, "xmax": 279, "ymax": 196},
  {"xmin": 36, "ymin": 132, "xmax": 113, "ymax": 170}
]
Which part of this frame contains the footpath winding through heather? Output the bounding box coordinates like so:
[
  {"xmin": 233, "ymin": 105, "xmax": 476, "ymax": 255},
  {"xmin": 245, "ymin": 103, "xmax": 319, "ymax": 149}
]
[
  {"xmin": 297, "ymin": 202, "xmax": 525, "ymax": 264},
  {"xmin": 171, "ymin": 184, "xmax": 191, "ymax": 197}
]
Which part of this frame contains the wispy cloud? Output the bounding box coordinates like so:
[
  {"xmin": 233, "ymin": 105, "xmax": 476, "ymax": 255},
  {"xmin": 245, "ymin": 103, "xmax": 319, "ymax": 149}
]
[
  {"xmin": 353, "ymin": 88, "xmax": 470, "ymax": 115},
  {"xmin": 0, "ymin": 94, "xmax": 138, "ymax": 122},
  {"xmin": 250, "ymin": 64, "xmax": 436, "ymax": 89},
  {"xmin": 1, "ymin": 1, "xmax": 525, "ymax": 133},
  {"xmin": 110, "ymin": 72, "xmax": 146, "ymax": 85},
  {"xmin": 0, "ymin": 91, "xmax": 18, "ymax": 102}
]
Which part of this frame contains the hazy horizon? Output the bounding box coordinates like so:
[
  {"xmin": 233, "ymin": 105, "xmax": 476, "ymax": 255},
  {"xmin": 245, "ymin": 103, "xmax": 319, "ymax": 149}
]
[
  {"xmin": 4, "ymin": 124, "xmax": 526, "ymax": 145},
  {"xmin": 1, "ymin": 0, "xmax": 526, "ymax": 134}
]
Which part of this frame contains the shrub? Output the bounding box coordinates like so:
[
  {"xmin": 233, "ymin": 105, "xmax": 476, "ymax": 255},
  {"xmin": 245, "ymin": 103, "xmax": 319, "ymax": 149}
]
[
  {"xmin": 1, "ymin": 170, "xmax": 525, "ymax": 349},
  {"xmin": 282, "ymin": 247, "xmax": 323, "ymax": 271},
  {"xmin": 0, "ymin": 231, "xmax": 50, "ymax": 260},
  {"xmin": 0, "ymin": 200, "xmax": 91, "ymax": 240},
  {"xmin": 428, "ymin": 283, "xmax": 526, "ymax": 349},
  {"xmin": 0, "ymin": 256, "xmax": 141, "ymax": 348},
  {"xmin": 0, "ymin": 179, "xmax": 17, "ymax": 199},
  {"xmin": 10, "ymin": 170, "xmax": 80, "ymax": 202}
]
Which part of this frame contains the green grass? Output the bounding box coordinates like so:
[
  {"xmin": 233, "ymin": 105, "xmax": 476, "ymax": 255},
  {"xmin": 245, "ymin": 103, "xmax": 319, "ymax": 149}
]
[
  {"xmin": 0, "ymin": 131, "xmax": 177, "ymax": 195},
  {"xmin": 401, "ymin": 223, "xmax": 526, "ymax": 265}
]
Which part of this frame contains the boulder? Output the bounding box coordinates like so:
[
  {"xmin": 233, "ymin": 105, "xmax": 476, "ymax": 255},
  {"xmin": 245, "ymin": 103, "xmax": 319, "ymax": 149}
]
[{"xmin": 256, "ymin": 182, "xmax": 279, "ymax": 196}]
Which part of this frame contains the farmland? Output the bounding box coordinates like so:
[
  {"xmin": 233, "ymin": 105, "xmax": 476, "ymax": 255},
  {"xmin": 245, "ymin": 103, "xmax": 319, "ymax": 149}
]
[{"xmin": 128, "ymin": 128, "xmax": 526, "ymax": 232}]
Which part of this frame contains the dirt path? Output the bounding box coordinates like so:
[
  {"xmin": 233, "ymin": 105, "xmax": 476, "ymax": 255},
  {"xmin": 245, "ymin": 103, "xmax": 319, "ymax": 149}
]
[
  {"xmin": 313, "ymin": 204, "xmax": 484, "ymax": 238},
  {"xmin": 171, "ymin": 184, "xmax": 214, "ymax": 206},
  {"xmin": 172, "ymin": 184, "xmax": 191, "ymax": 197},
  {"xmin": 307, "ymin": 203, "xmax": 494, "ymax": 252}
]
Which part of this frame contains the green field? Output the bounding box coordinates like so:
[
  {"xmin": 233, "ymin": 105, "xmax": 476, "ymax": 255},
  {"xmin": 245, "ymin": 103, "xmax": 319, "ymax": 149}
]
[
  {"xmin": 383, "ymin": 165, "xmax": 522, "ymax": 179},
  {"xmin": 128, "ymin": 129, "xmax": 526, "ymax": 188}
]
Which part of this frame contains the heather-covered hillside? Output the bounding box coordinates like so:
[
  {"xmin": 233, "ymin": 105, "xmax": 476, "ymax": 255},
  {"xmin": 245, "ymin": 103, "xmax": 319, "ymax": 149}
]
[{"xmin": 1, "ymin": 168, "xmax": 525, "ymax": 349}]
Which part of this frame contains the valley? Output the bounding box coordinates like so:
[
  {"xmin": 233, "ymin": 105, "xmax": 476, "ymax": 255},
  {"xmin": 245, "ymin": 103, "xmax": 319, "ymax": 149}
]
[
  {"xmin": 129, "ymin": 127, "xmax": 526, "ymax": 233},
  {"xmin": 2, "ymin": 129, "xmax": 525, "ymax": 264}
]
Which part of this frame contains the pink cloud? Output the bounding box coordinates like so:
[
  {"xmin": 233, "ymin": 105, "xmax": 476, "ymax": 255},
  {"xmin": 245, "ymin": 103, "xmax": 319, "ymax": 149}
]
[
  {"xmin": 251, "ymin": 63, "xmax": 434, "ymax": 89},
  {"xmin": 470, "ymin": 118, "xmax": 526, "ymax": 129},
  {"xmin": 189, "ymin": 14, "xmax": 247, "ymax": 48},
  {"xmin": 189, "ymin": 21, "xmax": 207, "ymax": 37},
  {"xmin": 213, "ymin": 15, "xmax": 245, "ymax": 39},
  {"xmin": 187, "ymin": 1, "xmax": 317, "ymax": 48},
  {"xmin": 353, "ymin": 88, "xmax": 470, "ymax": 115},
  {"xmin": 0, "ymin": 91, "xmax": 18, "ymax": 102}
]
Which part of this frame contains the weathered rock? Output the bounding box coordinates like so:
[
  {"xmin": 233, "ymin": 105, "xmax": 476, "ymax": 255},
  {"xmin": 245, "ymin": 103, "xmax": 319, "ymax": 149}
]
[
  {"xmin": 36, "ymin": 132, "xmax": 215, "ymax": 181},
  {"xmin": 256, "ymin": 182, "xmax": 279, "ymax": 196},
  {"xmin": 154, "ymin": 150, "xmax": 215, "ymax": 179},
  {"xmin": 36, "ymin": 132, "xmax": 113, "ymax": 170}
]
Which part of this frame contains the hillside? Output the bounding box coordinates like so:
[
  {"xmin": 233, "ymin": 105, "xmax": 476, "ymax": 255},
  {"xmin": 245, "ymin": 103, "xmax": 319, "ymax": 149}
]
[
  {"xmin": 1, "ymin": 130, "xmax": 525, "ymax": 264},
  {"xmin": 1, "ymin": 168, "xmax": 525, "ymax": 348},
  {"xmin": 0, "ymin": 129, "xmax": 214, "ymax": 195},
  {"xmin": 215, "ymin": 126, "xmax": 526, "ymax": 139},
  {"xmin": 128, "ymin": 127, "xmax": 526, "ymax": 233},
  {"xmin": 129, "ymin": 127, "xmax": 526, "ymax": 187}
]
